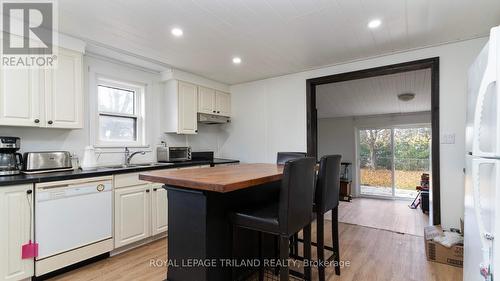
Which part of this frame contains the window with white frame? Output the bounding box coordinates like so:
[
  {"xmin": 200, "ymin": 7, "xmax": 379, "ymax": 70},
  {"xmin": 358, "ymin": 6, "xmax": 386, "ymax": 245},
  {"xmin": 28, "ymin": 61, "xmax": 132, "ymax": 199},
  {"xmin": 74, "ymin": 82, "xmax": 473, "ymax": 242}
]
[{"xmin": 96, "ymin": 78, "xmax": 145, "ymax": 146}]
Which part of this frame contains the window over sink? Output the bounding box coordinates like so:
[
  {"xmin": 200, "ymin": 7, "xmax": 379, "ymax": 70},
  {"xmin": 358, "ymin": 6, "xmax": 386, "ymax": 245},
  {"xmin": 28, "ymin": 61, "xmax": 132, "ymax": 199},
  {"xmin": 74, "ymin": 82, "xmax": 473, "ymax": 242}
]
[{"xmin": 95, "ymin": 78, "xmax": 145, "ymax": 147}]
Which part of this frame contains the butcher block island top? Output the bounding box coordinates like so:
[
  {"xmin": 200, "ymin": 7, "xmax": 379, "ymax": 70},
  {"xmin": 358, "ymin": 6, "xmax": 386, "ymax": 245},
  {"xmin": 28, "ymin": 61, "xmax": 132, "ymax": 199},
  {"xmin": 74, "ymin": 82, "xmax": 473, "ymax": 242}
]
[{"xmin": 138, "ymin": 163, "xmax": 284, "ymax": 193}]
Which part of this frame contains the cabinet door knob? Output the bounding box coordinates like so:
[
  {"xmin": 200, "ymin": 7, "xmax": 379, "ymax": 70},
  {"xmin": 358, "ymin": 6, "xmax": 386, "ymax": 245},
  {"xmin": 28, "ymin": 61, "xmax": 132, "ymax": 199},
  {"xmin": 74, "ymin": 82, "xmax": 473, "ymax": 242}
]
[
  {"xmin": 212, "ymin": 110, "xmax": 216, "ymax": 113},
  {"xmin": 153, "ymin": 188, "xmax": 158, "ymax": 191},
  {"xmin": 217, "ymin": 111, "xmax": 220, "ymax": 114},
  {"xmin": 146, "ymin": 189, "xmax": 150, "ymax": 193},
  {"xmin": 195, "ymin": 130, "xmax": 198, "ymax": 133},
  {"xmin": 26, "ymin": 190, "xmax": 33, "ymax": 195},
  {"xmin": 48, "ymin": 120, "xmax": 53, "ymax": 125},
  {"xmin": 34, "ymin": 119, "xmax": 40, "ymax": 124}
]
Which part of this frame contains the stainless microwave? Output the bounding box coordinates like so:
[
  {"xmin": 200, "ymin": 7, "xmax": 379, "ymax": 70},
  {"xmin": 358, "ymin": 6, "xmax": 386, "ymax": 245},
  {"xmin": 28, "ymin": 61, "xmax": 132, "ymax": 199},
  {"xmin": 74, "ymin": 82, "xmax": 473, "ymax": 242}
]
[{"xmin": 157, "ymin": 146, "xmax": 191, "ymax": 162}]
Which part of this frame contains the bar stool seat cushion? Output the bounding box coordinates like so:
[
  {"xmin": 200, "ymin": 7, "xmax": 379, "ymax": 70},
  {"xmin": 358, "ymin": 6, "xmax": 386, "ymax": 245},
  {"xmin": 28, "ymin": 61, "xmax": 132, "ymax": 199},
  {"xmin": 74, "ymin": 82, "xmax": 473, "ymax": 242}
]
[{"xmin": 230, "ymin": 203, "xmax": 280, "ymax": 234}]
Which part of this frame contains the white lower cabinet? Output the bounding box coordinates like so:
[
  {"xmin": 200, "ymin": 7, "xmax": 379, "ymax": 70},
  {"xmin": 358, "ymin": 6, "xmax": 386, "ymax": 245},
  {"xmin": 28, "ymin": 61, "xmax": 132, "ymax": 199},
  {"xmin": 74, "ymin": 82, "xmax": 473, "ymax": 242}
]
[
  {"xmin": 114, "ymin": 173, "xmax": 169, "ymax": 249},
  {"xmin": 151, "ymin": 184, "xmax": 168, "ymax": 236},
  {"xmin": 114, "ymin": 185, "xmax": 151, "ymax": 248},
  {"xmin": 0, "ymin": 184, "xmax": 34, "ymax": 281}
]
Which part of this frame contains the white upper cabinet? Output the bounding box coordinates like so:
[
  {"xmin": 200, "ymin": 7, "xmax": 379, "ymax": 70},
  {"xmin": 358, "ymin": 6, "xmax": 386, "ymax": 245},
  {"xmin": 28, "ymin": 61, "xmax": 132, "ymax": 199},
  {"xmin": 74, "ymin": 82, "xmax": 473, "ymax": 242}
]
[
  {"xmin": 215, "ymin": 91, "xmax": 231, "ymax": 117},
  {"xmin": 162, "ymin": 80, "xmax": 198, "ymax": 134},
  {"xmin": 198, "ymin": 86, "xmax": 216, "ymax": 114},
  {"xmin": 0, "ymin": 68, "xmax": 42, "ymax": 127},
  {"xmin": 0, "ymin": 48, "xmax": 83, "ymax": 129},
  {"xmin": 197, "ymin": 87, "xmax": 231, "ymax": 117},
  {"xmin": 44, "ymin": 49, "xmax": 83, "ymax": 129},
  {"xmin": 178, "ymin": 81, "xmax": 198, "ymax": 134}
]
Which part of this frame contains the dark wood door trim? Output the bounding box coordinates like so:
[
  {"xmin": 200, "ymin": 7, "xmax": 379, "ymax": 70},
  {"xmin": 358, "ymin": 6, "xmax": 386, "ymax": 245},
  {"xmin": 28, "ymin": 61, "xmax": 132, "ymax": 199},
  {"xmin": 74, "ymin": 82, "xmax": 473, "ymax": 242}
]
[{"xmin": 306, "ymin": 57, "xmax": 441, "ymax": 225}]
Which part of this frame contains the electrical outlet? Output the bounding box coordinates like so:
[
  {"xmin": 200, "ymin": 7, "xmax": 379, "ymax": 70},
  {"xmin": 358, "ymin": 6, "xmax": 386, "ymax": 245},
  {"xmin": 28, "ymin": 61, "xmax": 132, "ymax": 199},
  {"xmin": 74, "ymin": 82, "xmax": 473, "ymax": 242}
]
[{"xmin": 441, "ymin": 133, "xmax": 455, "ymax": 144}]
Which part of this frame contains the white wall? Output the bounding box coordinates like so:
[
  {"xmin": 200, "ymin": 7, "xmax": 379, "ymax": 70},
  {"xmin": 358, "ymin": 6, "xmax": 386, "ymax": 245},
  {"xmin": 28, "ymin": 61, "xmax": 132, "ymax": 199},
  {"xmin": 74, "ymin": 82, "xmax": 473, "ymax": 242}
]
[
  {"xmin": 1, "ymin": 55, "xmax": 226, "ymax": 166},
  {"xmin": 223, "ymin": 37, "xmax": 488, "ymax": 229},
  {"xmin": 318, "ymin": 112, "xmax": 431, "ymax": 196}
]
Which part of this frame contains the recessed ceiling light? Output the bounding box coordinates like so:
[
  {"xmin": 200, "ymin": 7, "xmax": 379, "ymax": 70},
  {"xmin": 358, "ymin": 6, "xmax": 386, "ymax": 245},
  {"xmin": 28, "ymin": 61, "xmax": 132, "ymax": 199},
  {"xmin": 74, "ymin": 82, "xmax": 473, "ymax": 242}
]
[
  {"xmin": 232, "ymin": 57, "xmax": 242, "ymax": 64},
  {"xmin": 368, "ymin": 19, "xmax": 382, "ymax": 29},
  {"xmin": 398, "ymin": 93, "xmax": 415, "ymax": 102},
  {"xmin": 171, "ymin": 28, "xmax": 183, "ymax": 37}
]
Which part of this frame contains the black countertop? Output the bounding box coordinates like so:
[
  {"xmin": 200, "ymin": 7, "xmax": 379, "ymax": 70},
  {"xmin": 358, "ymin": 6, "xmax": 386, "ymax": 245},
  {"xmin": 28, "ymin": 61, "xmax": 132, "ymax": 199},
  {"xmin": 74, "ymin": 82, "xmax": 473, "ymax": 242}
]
[{"xmin": 0, "ymin": 158, "xmax": 239, "ymax": 187}]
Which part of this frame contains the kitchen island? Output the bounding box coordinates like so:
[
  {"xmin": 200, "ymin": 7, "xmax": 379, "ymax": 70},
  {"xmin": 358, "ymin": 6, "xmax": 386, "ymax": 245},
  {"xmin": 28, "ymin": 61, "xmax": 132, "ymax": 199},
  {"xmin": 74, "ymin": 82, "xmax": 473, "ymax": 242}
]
[{"xmin": 139, "ymin": 164, "xmax": 284, "ymax": 281}]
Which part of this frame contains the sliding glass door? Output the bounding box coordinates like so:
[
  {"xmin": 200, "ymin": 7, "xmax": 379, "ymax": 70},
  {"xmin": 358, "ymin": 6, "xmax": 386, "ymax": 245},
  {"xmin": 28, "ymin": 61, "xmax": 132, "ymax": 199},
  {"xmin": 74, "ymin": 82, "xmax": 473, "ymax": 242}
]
[
  {"xmin": 359, "ymin": 128, "xmax": 393, "ymax": 197},
  {"xmin": 358, "ymin": 126, "xmax": 431, "ymax": 199}
]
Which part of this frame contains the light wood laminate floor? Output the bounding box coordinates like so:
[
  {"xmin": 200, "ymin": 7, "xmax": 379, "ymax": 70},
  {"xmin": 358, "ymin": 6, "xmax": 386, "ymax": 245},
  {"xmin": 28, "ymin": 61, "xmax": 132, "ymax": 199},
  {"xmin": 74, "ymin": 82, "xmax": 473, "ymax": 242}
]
[
  {"xmin": 49, "ymin": 198, "xmax": 461, "ymax": 281},
  {"xmin": 337, "ymin": 197, "xmax": 429, "ymax": 236}
]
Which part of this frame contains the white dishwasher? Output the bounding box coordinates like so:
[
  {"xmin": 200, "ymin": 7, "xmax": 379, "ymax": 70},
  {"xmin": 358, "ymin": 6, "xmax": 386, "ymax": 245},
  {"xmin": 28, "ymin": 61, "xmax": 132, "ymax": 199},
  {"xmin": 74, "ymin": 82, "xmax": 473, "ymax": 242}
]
[{"xmin": 35, "ymin": 176, "xmax": 114, "ymax": 276}]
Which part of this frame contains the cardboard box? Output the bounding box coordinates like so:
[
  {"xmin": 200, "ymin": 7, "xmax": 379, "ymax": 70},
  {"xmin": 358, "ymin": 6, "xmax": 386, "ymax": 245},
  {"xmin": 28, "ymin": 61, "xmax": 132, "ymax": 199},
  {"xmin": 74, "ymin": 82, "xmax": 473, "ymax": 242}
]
[{"xmin": 424, "ymin": 226, "xmax": 463, "ymax": 268}]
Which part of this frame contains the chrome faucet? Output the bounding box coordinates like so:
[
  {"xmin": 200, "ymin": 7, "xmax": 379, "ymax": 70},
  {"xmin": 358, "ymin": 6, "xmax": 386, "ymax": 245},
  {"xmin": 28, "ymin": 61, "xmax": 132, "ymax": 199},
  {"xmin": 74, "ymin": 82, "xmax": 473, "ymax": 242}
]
[{"xmin": 124, "ymin": 147, "xmax": 146, "ymax": 166}]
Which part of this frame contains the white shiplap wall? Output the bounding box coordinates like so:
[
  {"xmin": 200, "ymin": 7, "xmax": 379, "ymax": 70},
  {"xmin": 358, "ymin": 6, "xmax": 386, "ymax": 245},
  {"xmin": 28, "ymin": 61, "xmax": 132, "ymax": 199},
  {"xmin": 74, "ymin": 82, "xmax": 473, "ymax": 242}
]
[
  {"xmin": 222, "ymin": 37, "xmax": 488, "ymax": 229},
  {"xmin": 316, "ymin": 68, "xmax": 431, "ymax": 118},
  {"xmin": 0, "ymin": 55, "xmax": 227, "ymax": 165}
]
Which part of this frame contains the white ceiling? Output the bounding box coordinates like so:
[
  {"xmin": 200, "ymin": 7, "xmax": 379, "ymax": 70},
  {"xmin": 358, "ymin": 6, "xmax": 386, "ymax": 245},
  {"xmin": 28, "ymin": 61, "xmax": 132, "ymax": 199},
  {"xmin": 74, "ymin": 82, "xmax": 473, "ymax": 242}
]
[
  {"xmin": 316, "ymin": 68, "xmax": 431, "ymax": 118},
  {"xmin": 58, "ymin": 0, "xmax": 500, "ymax": 84}
]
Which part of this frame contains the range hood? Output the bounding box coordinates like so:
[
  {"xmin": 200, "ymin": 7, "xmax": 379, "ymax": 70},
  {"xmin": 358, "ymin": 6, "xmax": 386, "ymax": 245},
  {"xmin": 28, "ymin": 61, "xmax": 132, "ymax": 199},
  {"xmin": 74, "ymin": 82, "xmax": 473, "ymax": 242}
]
[{"xmin": 197, "ymin": 113, "xmax": 230, "ymax": 124}]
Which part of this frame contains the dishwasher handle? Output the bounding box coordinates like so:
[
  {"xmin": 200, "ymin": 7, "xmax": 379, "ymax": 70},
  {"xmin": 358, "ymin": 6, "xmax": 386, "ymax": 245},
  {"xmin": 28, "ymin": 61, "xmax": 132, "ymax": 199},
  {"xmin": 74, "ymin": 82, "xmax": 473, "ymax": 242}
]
[
  {"xmin": 37, "ymin": 179, "xmax": 112, "ymax": 190},
  {"xmin": 36, "ymin": 181, "xmax": 112, "ymax": 202}
]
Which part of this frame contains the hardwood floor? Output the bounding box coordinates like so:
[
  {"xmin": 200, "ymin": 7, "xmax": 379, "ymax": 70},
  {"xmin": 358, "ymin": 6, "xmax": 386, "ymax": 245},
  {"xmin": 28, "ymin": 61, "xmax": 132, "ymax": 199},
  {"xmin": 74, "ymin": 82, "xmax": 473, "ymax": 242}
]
[
  {"xmin": 48, "ymin": 198, "xmax": 461, "ymax": 281},
  {"xmin": 49, "ymin": 240, "xmax": 167, "ymax": 281},
  {"xmin": 337, "ymin": 197, "xmax": 429, "ymax": 236}
]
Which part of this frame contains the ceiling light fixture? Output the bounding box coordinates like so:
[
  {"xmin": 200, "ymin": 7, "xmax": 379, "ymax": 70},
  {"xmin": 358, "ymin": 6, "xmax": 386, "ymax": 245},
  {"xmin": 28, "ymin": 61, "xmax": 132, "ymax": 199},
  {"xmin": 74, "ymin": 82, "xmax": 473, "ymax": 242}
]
[
  {"xmin": 232, "ymin": 57, "xmax": 242, "ymax": 64},
  {"xmin": 368, "ymin": 19, "xmax": 382, "ymax": 29},
  {"xmin": 171, "ymin": 28, "xmax": 183, "ymax": 37},
  {"xmin": 398, "ymin": 93, "xmax": 415, "ymax": 102}
]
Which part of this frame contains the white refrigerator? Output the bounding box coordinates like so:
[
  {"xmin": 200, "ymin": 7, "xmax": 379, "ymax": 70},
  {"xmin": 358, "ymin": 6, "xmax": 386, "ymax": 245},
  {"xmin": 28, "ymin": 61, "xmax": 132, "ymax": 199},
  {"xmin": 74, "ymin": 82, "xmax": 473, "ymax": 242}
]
[{"xmin": 465, "ymin": 25, "xmax": 500, "ymax": 281}]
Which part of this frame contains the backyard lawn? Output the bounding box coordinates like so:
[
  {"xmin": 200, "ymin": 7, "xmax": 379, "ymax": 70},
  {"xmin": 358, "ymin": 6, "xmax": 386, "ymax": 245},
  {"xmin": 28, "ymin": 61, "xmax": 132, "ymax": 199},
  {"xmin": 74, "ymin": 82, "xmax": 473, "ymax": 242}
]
[{"xmin": 360, "ymin": 168, "xmax": 427, "ymax": 190}]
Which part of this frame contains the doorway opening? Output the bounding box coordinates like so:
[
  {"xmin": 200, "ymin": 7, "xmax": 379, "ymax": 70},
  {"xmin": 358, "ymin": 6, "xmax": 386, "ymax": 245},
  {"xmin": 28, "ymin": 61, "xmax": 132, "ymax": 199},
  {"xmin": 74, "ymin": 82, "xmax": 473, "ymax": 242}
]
[
  {"xmin": 307, "ymin": 57, "xmax": 440, "ymax": 225},
  {"xmin": 358, "ymin": 125, "xmax": 431, "ymax": 199}
]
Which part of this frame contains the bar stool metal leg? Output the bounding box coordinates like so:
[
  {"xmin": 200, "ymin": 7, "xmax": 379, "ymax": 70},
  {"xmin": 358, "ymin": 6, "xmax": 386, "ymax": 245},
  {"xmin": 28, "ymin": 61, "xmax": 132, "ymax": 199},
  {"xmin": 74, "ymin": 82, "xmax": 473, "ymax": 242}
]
[
  {"xmin": 293, "ymin": 233, "xmax": 299, "ymax": 256},
  {"xmin": 274, "ymin": 236, "xmax": 280, "ymax": 275},
  {"xmin": 258, "ymin": 232, "xmax": 264, "ymax": 281},
  {"xmin": 231, "ymin": 224, "xmax": 237, "ymax": 280},
  {"xmin": 279, "ymin": 235, "xmax": 289, "ymax": 281},
  {"xmin": 317, "ymin": 212, "xmax": 325, "ymax": 281},
  {"xmin": 332, "ymin": 207, "xmax": 341, "ymax": 275},
  {"xmin": 303, "ymin": 223, "xmax": 312, "ymax": 281}
]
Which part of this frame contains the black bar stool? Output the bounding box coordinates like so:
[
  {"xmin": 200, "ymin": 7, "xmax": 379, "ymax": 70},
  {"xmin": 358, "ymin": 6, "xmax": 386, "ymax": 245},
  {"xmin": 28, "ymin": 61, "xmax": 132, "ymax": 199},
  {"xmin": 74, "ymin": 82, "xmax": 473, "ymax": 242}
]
[
  {"xmin": 295, "ymin": 154, "xmax": 342, "ymax": 280},
  {"xmin": 277, "ymin": 152, "xmax": 307, "ymax": 165},
  {"xmin": 315, "ymin": 155, "xmax": 341, "ymax": 279},
  {"xmin": 230, "ymin": 157, "xmax": 316, "ymax": 281},
  {"xmin": 276, "ymin": 152, "xmax": 307, "ymax": 257}
]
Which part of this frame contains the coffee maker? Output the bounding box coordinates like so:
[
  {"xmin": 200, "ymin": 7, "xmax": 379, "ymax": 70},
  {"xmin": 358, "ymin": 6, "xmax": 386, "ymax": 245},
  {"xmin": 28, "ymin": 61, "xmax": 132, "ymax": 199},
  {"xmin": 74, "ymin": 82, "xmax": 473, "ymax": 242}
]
[{"xmin": 0, "ymin": 137, "xmax": 23, "ymax": 176}]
